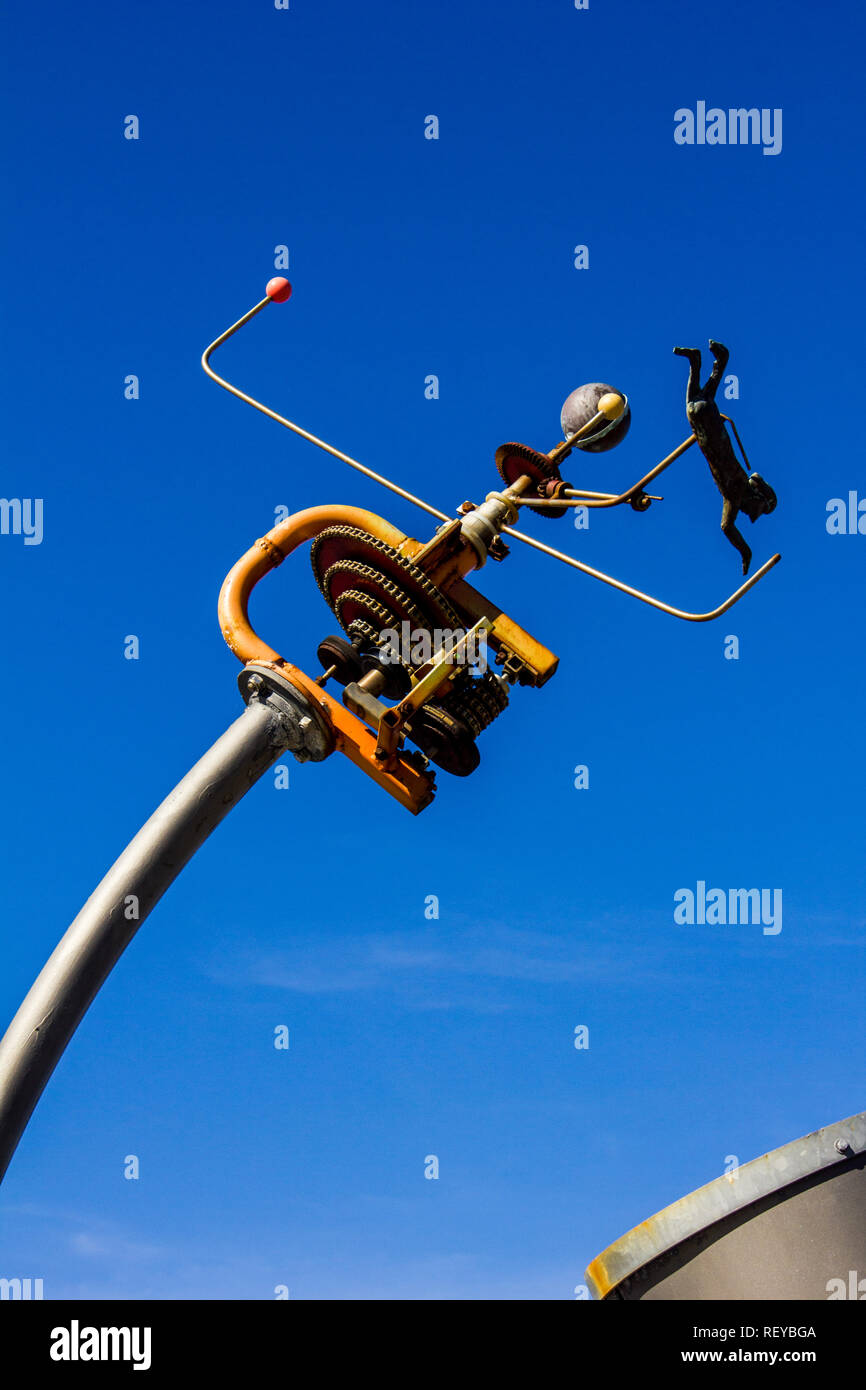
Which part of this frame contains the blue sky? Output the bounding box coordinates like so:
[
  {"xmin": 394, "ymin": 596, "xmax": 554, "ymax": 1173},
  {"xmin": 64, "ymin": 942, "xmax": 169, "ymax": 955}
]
[{"xmin": 1, "ymin": 0, "xmax": 864, "ymax": 1299}]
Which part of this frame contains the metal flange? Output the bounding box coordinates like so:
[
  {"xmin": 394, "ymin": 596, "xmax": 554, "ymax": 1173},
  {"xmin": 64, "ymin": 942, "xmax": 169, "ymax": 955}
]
[{"xmin": 238, "ymin": 663, "xmax": 334, "ymax": 763}]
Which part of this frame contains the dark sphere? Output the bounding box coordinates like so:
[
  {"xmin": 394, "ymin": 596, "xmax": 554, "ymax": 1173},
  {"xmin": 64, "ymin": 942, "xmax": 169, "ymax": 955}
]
[{"xmin": 560, "ymin": 382, "xmax": 631, "ymax": 453}]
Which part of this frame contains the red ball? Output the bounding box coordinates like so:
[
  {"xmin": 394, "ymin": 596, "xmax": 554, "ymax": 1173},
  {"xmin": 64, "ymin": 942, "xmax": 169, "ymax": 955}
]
[{"xmin": 265, "ymin": 277, "xmax": 292, "ymax": 303}]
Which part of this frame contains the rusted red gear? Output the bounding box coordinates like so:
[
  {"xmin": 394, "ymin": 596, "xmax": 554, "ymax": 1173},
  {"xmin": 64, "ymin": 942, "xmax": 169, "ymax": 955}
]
[
  {"xmin": 311, "ymin": 526, "xmax": 511, "ymax": 775},
  {"xmin": 494, "ymin": 443, "xmax": 573, "ymax": 517},
  {"xmin": 533, "ymin": 476, "xmax": 574, "ymax": 521},
  {"xmin": 494, "ymin": 441, "xmax": 561, "ymax": 490},
  {"xmin": 311, "ymin": 526, "xmax": 464, "ymax": 654}
]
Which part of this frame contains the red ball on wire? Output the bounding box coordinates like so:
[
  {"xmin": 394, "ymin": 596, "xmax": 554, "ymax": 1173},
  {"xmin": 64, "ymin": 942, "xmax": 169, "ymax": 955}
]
[{"xmin": 265, "ymin": 277, "xmax": 292, "ymax": 303}]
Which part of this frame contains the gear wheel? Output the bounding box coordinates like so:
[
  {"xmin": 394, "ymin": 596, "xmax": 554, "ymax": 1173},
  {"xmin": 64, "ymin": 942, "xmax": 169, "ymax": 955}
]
[
  {"xmin": 533, "ymin": 477, "xmax": 574, "ymax": 522},
  {"xmin": 494, "ymin": 441, "xmax": 561, "ymax": 490},
  {"xmin": 494, "ymin": 442, "xmax": 571, "ymax": 519},
  {"xmin": 311, "ymin": 527, "xmax": 464, "ymax": 664},
  {"xmin": 440, "ymin": 670, "xmax": 509, "ymax": 737},
  {"xmin": 327, "ymin": 566, "xmax": 435, "ymax": 648},
  {"xmin": 311, "ymin": 526, "xmax": 511, "ymax": 776}
]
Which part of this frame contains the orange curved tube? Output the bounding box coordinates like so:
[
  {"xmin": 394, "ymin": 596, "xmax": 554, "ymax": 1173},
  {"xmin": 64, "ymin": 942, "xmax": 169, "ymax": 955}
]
[
  {"xmin": 218, "ymin": 504, "xmax": 436, "ymax": 815},
  {"xmin": 218, "ymin": 504, "xmax": 410, "ymax": 665}
]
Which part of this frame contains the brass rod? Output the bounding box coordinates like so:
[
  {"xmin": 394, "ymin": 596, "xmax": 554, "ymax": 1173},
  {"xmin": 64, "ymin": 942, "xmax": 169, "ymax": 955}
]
[
  {"xmin": 547, "ymin": 398, "xmax": 628, "ymax": 465},
  {"xmin": 500, "ymin": 524, "xmax": 781, "ymax": 622},
  {"xmin": 562, "ymin": 435, "xmax": 697, "ymax": 509},
  {"xmin": 547, "ymin": 408, "xmax": 607, "ymax": 465},
  {"xmin": 202, "ymin": 299, "xmax": 451, "ymax": 525},
  {"xmin": 721, "ymin": 413, "xmax": 753, "ymax": 472},
  {"xmin": 518, "ymin": 492, "xmax": 663, "ymax": 508}
]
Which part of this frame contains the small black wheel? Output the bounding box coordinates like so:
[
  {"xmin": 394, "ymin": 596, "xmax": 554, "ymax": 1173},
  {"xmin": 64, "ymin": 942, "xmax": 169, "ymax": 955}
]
[
  {"xmin": 317, "ymin": 632, "xmax": 412, "ymax": 698},
  {"xmin": 406, "ymin": 705, "xmax": 480, "ymax": 778},
  {"xmin": 316, "ymin": 635, "xmax": 365, "ymax": 686}
]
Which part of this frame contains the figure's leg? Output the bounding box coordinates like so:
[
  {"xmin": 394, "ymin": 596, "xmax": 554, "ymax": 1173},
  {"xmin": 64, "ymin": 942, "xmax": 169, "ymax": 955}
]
[
  {"xmin": 720, "ymin": 498, "xmax": 752, "ymax": 574},
  {"xmin": 673, "ymin": 346, "xmax": 702, "ymax": 400},
  {"xmin": 705, "ymin": 340, "xmax": 730, "ymax": 398}
]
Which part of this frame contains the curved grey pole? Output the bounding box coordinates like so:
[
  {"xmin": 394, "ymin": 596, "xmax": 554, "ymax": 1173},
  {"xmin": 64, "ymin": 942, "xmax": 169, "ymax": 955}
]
[{"xmin": 0, "ymin": 698, "xmax": 291, "ymax": 1184}]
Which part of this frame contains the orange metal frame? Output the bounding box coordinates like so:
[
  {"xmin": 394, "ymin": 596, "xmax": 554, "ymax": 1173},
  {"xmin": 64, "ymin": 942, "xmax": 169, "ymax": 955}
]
[{"xmin": 218, "ymin": 503, "xmax": 441, "ymax": 815}]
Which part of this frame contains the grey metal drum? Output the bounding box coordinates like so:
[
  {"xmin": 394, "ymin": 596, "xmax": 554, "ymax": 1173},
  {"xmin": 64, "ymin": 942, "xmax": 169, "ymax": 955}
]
[{"xmin": 585, "ymin": 1110, "xmax": 866, "ymax": 1300}]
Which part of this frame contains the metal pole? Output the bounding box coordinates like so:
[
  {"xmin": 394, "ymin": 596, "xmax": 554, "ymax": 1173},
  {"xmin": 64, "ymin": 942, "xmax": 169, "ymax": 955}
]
[{"xmin": 0, "ymin": 697, "xmax": 292, "ymax": 1185}]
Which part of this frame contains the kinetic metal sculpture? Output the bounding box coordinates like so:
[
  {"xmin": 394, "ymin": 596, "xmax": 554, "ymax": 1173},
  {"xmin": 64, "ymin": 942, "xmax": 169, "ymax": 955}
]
[
  {"xmin": 0, "ymin": 276, "xmax": 781, "ymax": 1184},
  {"xmin": 211, "ymin": 281, "xmax": 781, "ymax": 813}
]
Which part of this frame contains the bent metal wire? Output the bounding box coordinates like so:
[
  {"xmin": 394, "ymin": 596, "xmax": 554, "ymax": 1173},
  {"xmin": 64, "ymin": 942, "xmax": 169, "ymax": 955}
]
[{"xmin": 201, "ymin": 279, "xmax": 781, "ymax": 623}]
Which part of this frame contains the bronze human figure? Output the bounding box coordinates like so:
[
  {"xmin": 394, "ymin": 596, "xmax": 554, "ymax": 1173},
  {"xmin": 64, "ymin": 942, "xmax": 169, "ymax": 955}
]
[{"xmin": 673, "ymin": 340, "xmax": 776, "ymax": 574}]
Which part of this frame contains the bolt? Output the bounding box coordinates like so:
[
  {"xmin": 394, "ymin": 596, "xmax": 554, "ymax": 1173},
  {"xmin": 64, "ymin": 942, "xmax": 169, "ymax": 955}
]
[
  {"xmin": 835, "ymin": 1138, "xmax": 851, "ymax": 1154},
  {"xmin": 298, "ymin": 716, "xmax": 312, "ymax": 733}
]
